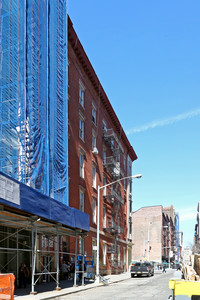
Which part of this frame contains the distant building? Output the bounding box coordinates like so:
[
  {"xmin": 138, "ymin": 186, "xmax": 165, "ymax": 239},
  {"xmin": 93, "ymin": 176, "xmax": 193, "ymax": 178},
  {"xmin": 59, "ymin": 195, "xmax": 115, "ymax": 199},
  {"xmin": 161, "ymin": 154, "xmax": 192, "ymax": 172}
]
[
  {"xmin": 131, "ymin": 206, "xmax": 163, "ymax": 263},
  {"xmin": 131, "ymin": 205, "xmax": 179, "ymax": 264},
  {"xmin": 194, "ymin": 201, "xmax": 200, "ymax": 252}
]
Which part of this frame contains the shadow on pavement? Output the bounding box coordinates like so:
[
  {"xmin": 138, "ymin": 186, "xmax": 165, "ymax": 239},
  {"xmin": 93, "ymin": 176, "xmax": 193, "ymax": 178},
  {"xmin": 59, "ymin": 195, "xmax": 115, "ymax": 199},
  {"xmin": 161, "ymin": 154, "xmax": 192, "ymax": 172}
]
[{"xmin": 14, "ymin": 278, "xmax": 94, "ymax": 297}]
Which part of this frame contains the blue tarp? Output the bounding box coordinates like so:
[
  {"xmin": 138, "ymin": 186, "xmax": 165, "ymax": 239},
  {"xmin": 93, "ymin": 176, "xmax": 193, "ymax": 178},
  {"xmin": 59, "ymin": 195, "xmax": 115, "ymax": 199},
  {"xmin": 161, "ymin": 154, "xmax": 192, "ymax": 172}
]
[
  {"xmin": 0, "ymin": 171, "xmax": 89, "ymax": 232},
  {"xmin": 0, "ymin": 0, "xmax": 68, "ymax": 205}
]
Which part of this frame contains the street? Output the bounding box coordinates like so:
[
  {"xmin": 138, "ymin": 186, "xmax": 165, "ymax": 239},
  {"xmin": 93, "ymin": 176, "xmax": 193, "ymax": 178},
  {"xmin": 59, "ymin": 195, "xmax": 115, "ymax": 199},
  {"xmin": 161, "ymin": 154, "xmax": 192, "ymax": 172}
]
[{"xmin": 56, "ymin": 270, "xmax": 178, "ymax": 300}]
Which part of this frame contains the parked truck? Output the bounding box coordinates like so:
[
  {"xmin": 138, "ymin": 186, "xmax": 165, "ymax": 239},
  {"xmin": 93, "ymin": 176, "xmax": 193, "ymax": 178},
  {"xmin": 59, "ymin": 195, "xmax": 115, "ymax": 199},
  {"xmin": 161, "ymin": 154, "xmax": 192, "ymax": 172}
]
[{"xmin": 130, "ymin": 261, "xmax": 154, "ymax": 278}]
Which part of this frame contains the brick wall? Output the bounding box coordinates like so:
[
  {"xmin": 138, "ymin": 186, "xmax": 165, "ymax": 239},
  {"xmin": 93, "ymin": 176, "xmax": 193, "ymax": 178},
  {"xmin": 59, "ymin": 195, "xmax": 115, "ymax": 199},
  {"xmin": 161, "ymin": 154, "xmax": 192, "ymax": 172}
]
[{"xmin": 132, "ymin": 206, "xmax": 163, "ymax": 263}]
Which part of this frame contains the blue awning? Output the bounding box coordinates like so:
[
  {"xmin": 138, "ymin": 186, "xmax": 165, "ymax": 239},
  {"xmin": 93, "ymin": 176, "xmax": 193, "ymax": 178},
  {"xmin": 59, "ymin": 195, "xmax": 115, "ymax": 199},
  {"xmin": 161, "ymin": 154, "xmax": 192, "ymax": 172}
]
[{"xmin": 0, "ymin": 172, "xmax": 89, "ymax": 232}]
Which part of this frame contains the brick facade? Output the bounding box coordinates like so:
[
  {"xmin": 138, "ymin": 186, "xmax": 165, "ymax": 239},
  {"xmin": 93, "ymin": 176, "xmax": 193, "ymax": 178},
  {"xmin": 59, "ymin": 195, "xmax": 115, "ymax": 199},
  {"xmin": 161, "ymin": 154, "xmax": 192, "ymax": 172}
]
[
  {"xmin": 68, "ymin": 17, "xmax": 137, "ymax": 274},
  {"xmin": 132, "ymin": 205, "xmax": 177, "ymax": 264},
  {"xmin": 132, "ymin": 206, "xmax": 163, "ymax": 263}
]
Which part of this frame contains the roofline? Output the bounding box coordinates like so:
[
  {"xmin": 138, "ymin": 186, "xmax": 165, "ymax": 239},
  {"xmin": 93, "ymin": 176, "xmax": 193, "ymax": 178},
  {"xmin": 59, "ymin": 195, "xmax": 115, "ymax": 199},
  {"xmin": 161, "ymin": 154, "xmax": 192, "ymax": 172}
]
[
  {"xmin": 132, "ymin": 205, "xmax": 163, "ymax": 214},
  {"xmin": 68, "ymin": 16, "xmax": 137, "ymax": 162}
]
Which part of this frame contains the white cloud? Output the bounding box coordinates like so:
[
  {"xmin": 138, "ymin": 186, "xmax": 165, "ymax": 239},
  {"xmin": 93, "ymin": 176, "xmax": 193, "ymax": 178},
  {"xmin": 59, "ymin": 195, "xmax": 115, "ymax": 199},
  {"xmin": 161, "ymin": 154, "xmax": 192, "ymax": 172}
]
[{"xmin": 126, "ymin": 108, "xmax": 200, "ymax": 135}]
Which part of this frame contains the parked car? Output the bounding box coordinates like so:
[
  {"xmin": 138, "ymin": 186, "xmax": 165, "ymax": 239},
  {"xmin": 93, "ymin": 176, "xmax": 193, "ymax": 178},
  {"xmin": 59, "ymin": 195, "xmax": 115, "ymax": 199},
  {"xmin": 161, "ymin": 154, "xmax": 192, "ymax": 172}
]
[{"xmin": 130, "ymin": 261, "xmax": 154, "ymax": 277}]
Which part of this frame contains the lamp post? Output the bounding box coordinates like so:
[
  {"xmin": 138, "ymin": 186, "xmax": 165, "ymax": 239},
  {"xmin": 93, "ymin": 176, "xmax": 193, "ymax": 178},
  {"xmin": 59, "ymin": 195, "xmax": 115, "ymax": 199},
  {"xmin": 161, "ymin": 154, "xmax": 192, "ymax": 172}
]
[
  {"xmin": 147, "ymin": 222, "xmax": 152, "ymax": 261},
  {"xmin": 96, "ymin": 173, "xmax": 142, "ymax": 283}
]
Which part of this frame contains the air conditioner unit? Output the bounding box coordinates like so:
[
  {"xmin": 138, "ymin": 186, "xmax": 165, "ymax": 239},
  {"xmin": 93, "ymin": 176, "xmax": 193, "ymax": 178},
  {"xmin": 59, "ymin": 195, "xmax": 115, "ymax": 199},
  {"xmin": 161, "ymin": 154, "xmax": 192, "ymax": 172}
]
[{"xmin": 92, "ymin": 147, "xmax": 99, "ymax": 155}]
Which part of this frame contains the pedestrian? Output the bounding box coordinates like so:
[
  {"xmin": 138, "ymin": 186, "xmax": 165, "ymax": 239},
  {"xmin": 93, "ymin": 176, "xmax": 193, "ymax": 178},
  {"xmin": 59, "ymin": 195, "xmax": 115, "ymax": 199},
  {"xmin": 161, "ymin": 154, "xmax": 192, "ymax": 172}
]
[
  {"xmin": 61, "ymin": 261, "xmax": 68, "ymax": 279},
  {"xmin": 162, "ymin": 265, "xmax": 166, "ymax": 273},
  {"xmin": 18, "ymin": 262, "xmax": 29, "ymax": 288},
  {"xmin": 67, "ymin": 261, "xmax": 71, "ymax": 279},
  {"xmin": 70, "ymin": 262, "xmax": 75, "ymax": 280}
]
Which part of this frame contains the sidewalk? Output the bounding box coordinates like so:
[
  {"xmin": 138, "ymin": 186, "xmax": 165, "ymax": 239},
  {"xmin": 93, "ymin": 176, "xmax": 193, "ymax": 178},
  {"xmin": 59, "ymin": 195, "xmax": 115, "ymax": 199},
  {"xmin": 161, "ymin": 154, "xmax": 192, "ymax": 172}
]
[
  {"xmin": 15, "ymin": 269, "xmax": 178, "ymax": 300},
  {"xmin": 14, "ymin": 272, "xmax": 131, "ymax": 300}
]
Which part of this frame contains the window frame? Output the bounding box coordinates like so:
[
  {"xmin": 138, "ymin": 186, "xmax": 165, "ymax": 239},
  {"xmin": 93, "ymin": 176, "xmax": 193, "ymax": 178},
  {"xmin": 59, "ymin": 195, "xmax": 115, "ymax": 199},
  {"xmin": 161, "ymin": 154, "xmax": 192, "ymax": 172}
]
[
  {"xmin": 92, "ymin": 104, "xmax": 97, "ymax": 125},
  {"xmin": 103, "ymin": 174, "xmax": 107, "ymax": 196},
  {"xmin": 79, "ymin": 81, "xmax": 85, "ymax": 107},
  {"xmin": 92, "ymin": 130, "xmax": 97, "ymax": 150},
  {"xmin": 79, "ymin": 188, "xmax": 85, "ymax": 212},
  {"xmin": 103, "ymin": 242, "xmax": 107, "ymax": 266},
  {"xmin": 92, "ymin": 163, "xmax": 97, "ymax": 189},
  {"xmin": 103, "ymin": 148, "xmax": 106, "ymax": 164},
  {"xmin": 79, "ymin": 116, "xmax": 85, "ymax": 141},
  {"xmin": 79, "ymin": 150, "xmax": 85, "ymax": 178},
  {"xmin": 92, "ymin": 239, "xmax": 97, "ymax": 265},
  {"xmin": 103, "ymin": 205, "xmax": 106, "ymax": 228},
  {"xmin": 102, "ymin": 120, "xmax": 107, "ymax": 132},
  {"xmin": 118, "ymin": 245, "xmax": 121, "ymax": 266},
  {"xmin": 92, "ymin": 197, "xmax": 97, "ymax": 224}
]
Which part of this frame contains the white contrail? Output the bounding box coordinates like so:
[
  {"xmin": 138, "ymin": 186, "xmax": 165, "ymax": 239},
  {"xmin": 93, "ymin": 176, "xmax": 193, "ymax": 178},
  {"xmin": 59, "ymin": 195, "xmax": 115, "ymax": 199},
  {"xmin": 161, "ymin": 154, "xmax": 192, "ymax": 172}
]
[
  {"xmin": 177, "ymin": 206, "xmax": 197, "ymax": 221},
  {"xmin": 126, "ymin": 108, "xmax": 200, "ymax": 135}
]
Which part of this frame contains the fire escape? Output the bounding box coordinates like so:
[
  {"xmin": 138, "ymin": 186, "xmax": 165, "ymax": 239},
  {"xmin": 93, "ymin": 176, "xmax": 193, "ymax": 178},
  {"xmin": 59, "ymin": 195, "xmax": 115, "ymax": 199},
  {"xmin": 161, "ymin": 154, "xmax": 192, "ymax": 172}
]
[{"xmin": 102, "ymin": 128, "xmax": 124, "ymax": 237}]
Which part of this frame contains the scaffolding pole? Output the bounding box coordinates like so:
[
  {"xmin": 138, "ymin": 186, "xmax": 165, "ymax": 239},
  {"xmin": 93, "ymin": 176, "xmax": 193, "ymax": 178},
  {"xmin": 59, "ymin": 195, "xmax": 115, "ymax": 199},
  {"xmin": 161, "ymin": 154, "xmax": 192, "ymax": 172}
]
[
  {"xmin": 73, "ymin": 233, "xmax": 78, "ymax": 287},
  {"xmin": 55, "ymin": 229, "xmax": 61, "ymax": 290}
]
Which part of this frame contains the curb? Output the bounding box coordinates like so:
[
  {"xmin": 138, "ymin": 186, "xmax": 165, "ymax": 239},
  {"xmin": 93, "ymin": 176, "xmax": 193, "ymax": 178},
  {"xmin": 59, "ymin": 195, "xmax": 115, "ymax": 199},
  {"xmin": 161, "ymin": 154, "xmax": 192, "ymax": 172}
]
[{"xmin": 40, "ymin": 276, "xmax": 131, "ymax": 300}]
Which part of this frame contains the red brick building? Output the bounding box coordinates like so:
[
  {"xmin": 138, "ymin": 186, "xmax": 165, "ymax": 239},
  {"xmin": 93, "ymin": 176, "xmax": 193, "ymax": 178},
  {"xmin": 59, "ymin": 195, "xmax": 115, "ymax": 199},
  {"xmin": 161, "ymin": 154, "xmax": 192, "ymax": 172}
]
[
  {"xmin": 162, "ymin": 205, "xmax": 176, "ymax": 264},
  {"xmin": 68, "ymin": 17, "xmax": 137, "ymax": 274}
]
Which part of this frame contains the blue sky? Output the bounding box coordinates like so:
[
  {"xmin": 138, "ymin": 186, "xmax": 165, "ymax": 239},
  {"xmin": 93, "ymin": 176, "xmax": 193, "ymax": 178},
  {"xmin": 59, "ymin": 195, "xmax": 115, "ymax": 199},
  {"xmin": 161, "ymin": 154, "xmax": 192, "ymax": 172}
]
[{"xmin": 68, "ymin": 1, "xmax": 200, "ymax": 246}]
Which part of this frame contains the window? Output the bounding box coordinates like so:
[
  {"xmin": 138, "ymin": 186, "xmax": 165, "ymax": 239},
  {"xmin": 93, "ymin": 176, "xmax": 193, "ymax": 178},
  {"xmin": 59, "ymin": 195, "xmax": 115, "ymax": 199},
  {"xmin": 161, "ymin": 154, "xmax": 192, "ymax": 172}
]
[
  {"xmin": 92, "ymin": 163, "xmax": 96, "ymax": 188},
  {"xmin": 103, "ymin": 205, "xmax": 106, "ymax": 228},
  {"xmin": 123, "ymin": 247, "xmax": 126, "ymax": 268},
  {"xmin": 79, "ymin": 151, "xmax": 85, "ymax": 178},
  {"xmin": 92, "ymin": 239, "xmax": 97, "ymax": 265},
  {"xmin": 79, "ymin": 116, "xmax": 85, "ymax": 141},
  {"xmin": 92, "ymin": 104, "xmax": 97, "ymax": 125},
  {"xmin": 103, "ymin": 148, "xmax": 106, "ymax": 164},
  {"xmin": 79, "ymin": 82, "xmax": 85, "ymax": 107},
  {"xmin": 92, "ymin": 130, "xmax": 97, "ymax": 150},
  {"xmin": 102, "ymin": 120, "xmax": 107, "ymax": 132},
  {"xmin": 111, "ymin": 245, "xmax": 114, "ymax": 266},
  {"xmin": 92, "ymin": 197, "xmax": 97, "ymax": 223},
  {"xmin": 124, "ymin": 155, "xmax": 126, "ymax": 171},
  {"xmin": 79, "ymin": 188, "xmax": 84, "ymax": 212},
  {"xmin": 118, "ymin": 245, "xmax": 121, "ymax": 266},
  {"xmin": 111, "ymin": 138, "xmax": 114, "ymax": 150},
  {"xmin": 103, "ymin": 242, "xmax": 107, "ymax": 266},
  {"xmin": 103, "ymin": 174, "xmax": 106, "ymax": 196},
  {"xmin": 129, "ymin": 219, "xmax": 132, "ymax": 235}
]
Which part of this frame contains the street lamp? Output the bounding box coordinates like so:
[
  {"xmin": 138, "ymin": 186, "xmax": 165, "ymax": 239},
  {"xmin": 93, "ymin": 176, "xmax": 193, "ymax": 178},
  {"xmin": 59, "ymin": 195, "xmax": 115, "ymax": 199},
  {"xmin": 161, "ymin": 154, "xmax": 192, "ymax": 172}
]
[
  {"xmin": 96, "ymin": 173, "xmax": 142, "ymax": 283},
  {"xmin": 147, "ymin": 222, "xmax": 152, "ymax": 261}
]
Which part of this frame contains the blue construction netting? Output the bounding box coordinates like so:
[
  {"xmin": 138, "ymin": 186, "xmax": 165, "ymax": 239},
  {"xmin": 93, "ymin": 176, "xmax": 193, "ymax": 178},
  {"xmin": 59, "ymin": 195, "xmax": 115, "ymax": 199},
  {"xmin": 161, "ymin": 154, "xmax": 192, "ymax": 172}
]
[{"xmin": 0, "ymin": 0, "xmax": 68, "ymax": 205}]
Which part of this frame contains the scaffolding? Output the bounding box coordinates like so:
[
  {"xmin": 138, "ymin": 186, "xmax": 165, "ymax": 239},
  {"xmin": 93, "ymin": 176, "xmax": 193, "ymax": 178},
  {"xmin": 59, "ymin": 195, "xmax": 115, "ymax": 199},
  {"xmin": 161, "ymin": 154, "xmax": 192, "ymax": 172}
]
[
  {"xmin": 0, "ymin": 206, "xmax": 87, "ymax": 294},
  {"xmin": 0, "ymin": 0, "xmax": 68, "ymax": 204}
]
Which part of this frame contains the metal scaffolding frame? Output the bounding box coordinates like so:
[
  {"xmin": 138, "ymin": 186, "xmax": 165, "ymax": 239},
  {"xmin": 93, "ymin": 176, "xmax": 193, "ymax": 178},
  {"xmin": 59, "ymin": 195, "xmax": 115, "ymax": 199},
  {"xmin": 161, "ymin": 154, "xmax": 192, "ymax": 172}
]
[{"xmin": 0, "ymin": 206, "xmax": 86, "ymax": 294}]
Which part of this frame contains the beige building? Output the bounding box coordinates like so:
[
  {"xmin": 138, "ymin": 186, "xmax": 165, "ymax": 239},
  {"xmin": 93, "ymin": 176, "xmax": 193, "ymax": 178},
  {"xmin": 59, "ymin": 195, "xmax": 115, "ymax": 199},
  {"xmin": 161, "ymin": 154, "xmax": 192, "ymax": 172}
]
[{"xmin": 132, "ymin": 206, "xmax": 163, "ymax": 263}]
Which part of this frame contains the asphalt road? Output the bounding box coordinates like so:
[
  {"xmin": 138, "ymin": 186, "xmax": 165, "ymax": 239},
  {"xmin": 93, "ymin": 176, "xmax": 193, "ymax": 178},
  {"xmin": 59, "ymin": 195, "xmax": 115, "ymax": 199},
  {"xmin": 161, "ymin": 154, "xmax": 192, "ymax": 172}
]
[{"xmin": 57, "ymin": 270, "xmax": 177, "ymax": 300}]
